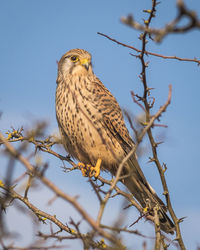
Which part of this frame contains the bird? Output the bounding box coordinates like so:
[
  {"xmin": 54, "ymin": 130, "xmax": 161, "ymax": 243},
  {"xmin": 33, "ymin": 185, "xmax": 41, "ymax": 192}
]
[{"xmin": 55, "ymin": 48, "xmax": 175, "ymax": 234}]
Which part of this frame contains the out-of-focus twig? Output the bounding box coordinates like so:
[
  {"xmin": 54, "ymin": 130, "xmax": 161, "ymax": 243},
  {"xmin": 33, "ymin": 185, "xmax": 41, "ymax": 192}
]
[
  {"xmin": 121, "ymin": 0, "xmax": 200, "ymax": 42},
  {"xmin": 0, "ymin": 132, "xmax": 123, "ymax": 247},
  {"xmin": 0, "ymin": 129, "xmax": 75, "ymax": 167}
]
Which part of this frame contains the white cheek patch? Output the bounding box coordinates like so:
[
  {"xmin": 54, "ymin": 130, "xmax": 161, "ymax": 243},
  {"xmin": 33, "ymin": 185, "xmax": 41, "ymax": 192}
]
[{"xmin": 61, "ymin": 59, "xmax": 74, "ymax": 74}]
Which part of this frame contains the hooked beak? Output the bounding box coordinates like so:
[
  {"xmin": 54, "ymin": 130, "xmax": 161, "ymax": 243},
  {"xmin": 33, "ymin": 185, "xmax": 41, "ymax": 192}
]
[{"xmin": 80, "ymin": 58, "xmax": 90, "ymax": 70}]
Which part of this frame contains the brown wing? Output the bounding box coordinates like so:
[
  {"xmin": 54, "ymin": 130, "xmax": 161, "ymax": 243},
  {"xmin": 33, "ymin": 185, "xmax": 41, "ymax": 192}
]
[{"xmin": 91, "ymin": 76, "xmax": 134, "ymax": 152}]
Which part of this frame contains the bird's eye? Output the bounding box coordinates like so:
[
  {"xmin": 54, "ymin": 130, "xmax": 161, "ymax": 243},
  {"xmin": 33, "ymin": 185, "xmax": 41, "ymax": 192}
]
[{"xmin": 70, "ymin": 56, "xmax": 78, "ymax": 62}]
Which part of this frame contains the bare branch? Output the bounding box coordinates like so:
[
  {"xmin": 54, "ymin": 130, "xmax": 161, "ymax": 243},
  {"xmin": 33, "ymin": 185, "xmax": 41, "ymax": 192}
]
[
  {"xmin": 121, "ymin": 0, "xmax": 200, "ymax": 42},
  {"xmin": 97, "ymin": 32, "xmax": 200, "ymax": 65}
]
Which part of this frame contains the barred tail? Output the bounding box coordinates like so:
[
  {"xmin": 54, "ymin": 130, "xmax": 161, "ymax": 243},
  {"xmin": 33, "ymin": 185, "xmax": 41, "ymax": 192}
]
[{"xmin": 123, "ymin": 175, "xmax": 175, "ymax": 234}]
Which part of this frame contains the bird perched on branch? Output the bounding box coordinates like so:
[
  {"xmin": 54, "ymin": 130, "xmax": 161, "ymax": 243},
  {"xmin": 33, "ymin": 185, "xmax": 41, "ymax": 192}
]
[{"xmin": 55, "ymin": 48, "xmax": 175, "ymax": 234}]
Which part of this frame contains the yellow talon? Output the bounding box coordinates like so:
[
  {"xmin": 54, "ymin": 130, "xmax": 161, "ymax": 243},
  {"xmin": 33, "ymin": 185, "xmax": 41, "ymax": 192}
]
[
  {"xmin": 77, "ymin": 158, "xmax": 102, "ymax": 178},
  {"xmin": 143, "ymin": 206, "xmax": 149, "ymax": 213},
  {"xmin": 77, "ymin": 162, "xmax": 87, "ymax": 177},
  {"xmin": 93, "ymin": 158, "xmax": 102, "ymax": 178}
]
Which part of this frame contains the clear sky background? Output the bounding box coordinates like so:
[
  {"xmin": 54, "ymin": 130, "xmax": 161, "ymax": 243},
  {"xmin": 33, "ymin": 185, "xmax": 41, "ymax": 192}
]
[{"xmin": 0, "ymin": 0, "xmax": 200, "ymax": 249}]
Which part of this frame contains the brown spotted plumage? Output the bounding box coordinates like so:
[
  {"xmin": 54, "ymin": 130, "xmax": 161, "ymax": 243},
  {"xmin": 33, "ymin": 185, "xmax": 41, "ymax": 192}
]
[{"xmin": 55, "ymin": 48, "xmax": 175, "ymax": 234}]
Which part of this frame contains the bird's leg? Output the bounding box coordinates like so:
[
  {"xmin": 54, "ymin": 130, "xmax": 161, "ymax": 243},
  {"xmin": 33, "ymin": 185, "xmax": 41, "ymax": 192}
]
[
  {"xmin": 92, "ymin": 158, "xmax": 102, "ymax": 178},
  {"xmin": 78, "ymin": 159, "xmax": 102, "ymax": 178}
]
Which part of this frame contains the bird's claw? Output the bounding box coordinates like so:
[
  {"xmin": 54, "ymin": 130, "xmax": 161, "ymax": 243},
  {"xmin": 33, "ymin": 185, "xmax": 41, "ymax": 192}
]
[{"xmin": 78, "ymin": 159, "xmax": 102, "ymax": 178}]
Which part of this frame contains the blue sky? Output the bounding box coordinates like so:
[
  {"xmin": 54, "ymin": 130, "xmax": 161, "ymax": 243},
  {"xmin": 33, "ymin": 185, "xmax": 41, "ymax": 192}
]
[{"xmin": 1, "ymin": 0, "xmax": 200, "ymax": 249}]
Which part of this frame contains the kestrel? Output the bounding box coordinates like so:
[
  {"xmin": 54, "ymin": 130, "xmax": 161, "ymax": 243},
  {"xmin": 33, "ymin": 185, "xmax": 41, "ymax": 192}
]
[{"xmin": 55, "ymin": 48, "xmax": 175, "ymax": 234}]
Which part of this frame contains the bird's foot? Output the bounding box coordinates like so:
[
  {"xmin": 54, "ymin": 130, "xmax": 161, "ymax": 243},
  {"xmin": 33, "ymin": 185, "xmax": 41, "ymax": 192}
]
[
  {"xmin": 78, "ymin": 159, "xmax": 102, "ymax": 178},
  {"xmin": 143, "ymin": 199, "xmax": 151, "ymax": 213},
  {"xmin": 143, "ymin": 206, "xmax": 149, "ymax": 213}
]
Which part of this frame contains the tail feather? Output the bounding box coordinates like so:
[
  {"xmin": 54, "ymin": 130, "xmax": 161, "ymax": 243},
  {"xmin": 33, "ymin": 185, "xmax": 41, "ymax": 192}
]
[{"xmin": 121, "ymin": 158, "xmax": 175, "ymax": 234}]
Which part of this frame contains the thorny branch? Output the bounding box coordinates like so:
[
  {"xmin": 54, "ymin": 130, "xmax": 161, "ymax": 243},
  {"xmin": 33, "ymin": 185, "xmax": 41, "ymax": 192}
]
[
  {"xmin": 140, "ymin": 5, "xmax": 185, "ymax": 250},
  {"xmin": 128, "ymin": 0, "xmax": 186, "ymax": 249},
  {"xmin": 121, "ymin": 0, "xmax": 200, "ymax": 42},
  {"xmin": 97, "ymin": 32, "xmax": 200, "ymax": 65},
  {"xmin": 153, "ymin": 205, "xmax": 161, "ymax": 250}
]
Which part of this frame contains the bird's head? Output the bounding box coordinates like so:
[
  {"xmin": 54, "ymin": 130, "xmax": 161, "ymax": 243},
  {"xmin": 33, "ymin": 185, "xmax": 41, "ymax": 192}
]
[{"xmin": 58, "ymin": 49, "xmax": 93, "ymax": 76}]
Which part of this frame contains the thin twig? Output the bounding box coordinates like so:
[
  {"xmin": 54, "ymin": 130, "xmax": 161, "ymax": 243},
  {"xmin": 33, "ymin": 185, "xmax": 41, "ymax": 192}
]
[
  {"xmin": 133, "ymin": 1, "xmax": 186, "ymax": 248},
  {"xmin": 153, "ymin": 205, "xmax": 161, "ymax": 250},
  {"xmin": 97, "ymin": 32, "xmax": 200, "ymax": 65}
]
